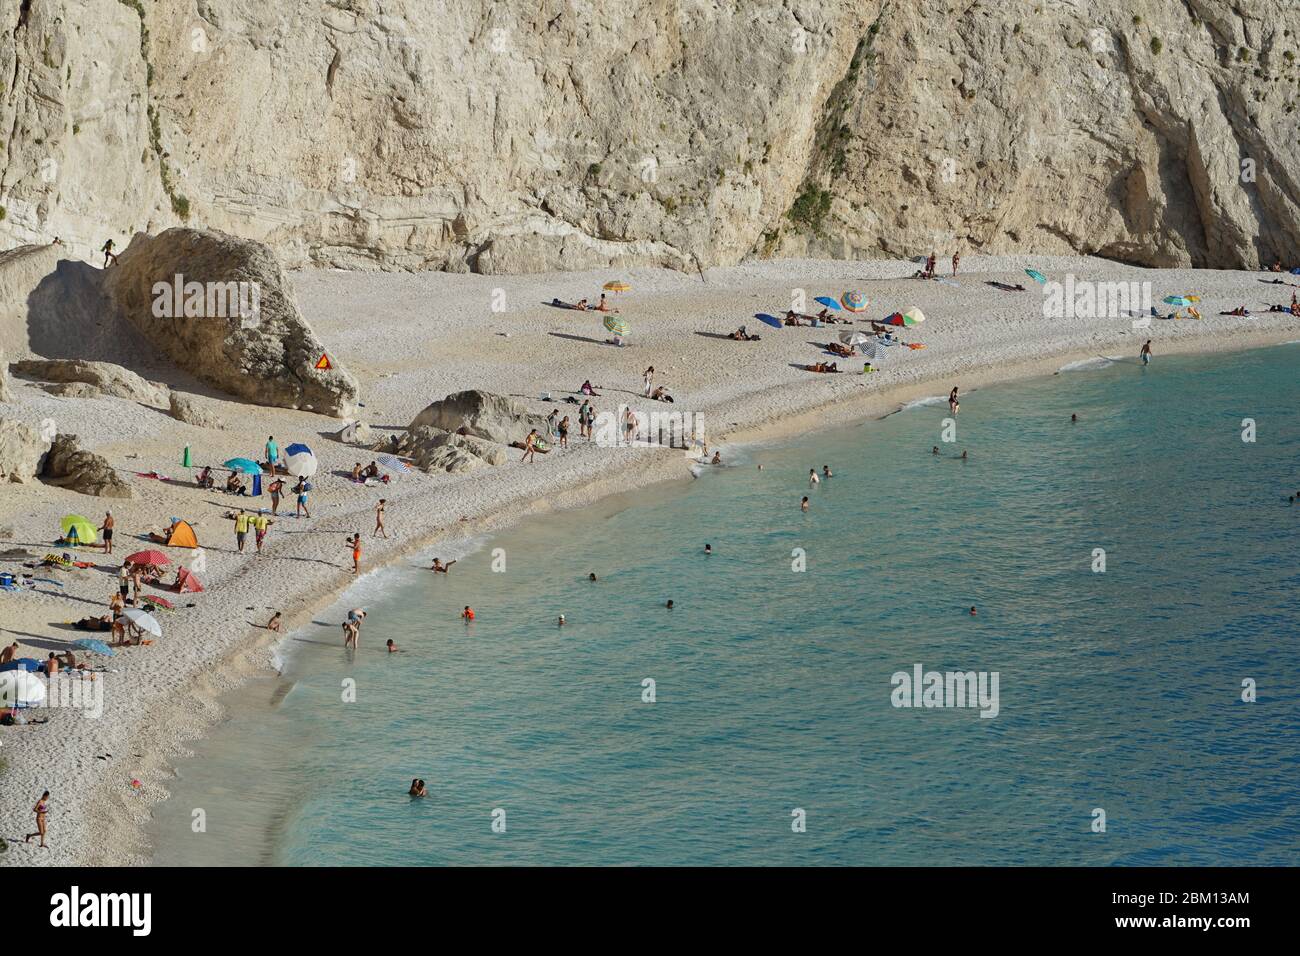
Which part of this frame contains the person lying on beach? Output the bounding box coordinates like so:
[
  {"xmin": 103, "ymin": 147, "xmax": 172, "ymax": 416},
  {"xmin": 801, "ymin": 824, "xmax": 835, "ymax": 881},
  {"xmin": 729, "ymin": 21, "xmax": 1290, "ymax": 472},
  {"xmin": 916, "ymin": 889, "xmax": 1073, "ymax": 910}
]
[
  {"xmin": 805, "ymin": 361, "xmax": 840, "ymax": 373},
  {"xmin": 649, "ymin": 385, "xmax": 674, "ymax": 403},
  {"xmin": 266, "ymin": 612, "xmax": 283, "ymax": 632},
  {"xmin": 146, "ymin": 520, "xmax": 180, "ymax": 545},
  {"xmin": 431, "ymin": 558, "xmax": 456, "ymax": 573},
  {"xmin": 73, "ymin": 615, "xmax": 113, "ymax": 632},
  {"xmin": 1219, "ymin": 306, "xmax": 1251, "ymax": 316},
  {"xmin": 783, "ymin": 310, "xmax": 804, "ymax": 326},
  {"xmin": 826, "ymin": 342, "xmax": 856, "ymax": 357},
  {"xmin": 728, "ymin": 326, "xmax": 760, "ymax": 341}
]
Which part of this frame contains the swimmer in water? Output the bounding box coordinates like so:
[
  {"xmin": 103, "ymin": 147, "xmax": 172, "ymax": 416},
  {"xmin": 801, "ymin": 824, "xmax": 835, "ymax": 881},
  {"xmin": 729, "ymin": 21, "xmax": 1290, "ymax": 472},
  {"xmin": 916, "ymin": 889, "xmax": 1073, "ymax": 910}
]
[
  {"xmin": 809, "ymin": 469, "xmax": 820, "ymax": 487},
  {"xmin": 961, "ymin": 450, "xmax": 968, "ymax": 460},
  {"xmin": 823, "ymin": 466, "xmax": 832, "ymax": 479},
  {"xmin": 969, "ymin": 606, "xmax": 977, "ymax": 616},
  {"xmin": 558, "ymin": 614, "xmax": 566, "ymax": 627},
  {"xmin": 711, "ymin": 451, "xmax": 722, "ymax": 466},
  {"xmin": 588, "ymin": 572, "xmax": 597, "ymax": 581},
  {"xmin": 409, "ymin": 779, "xmax": 427, "ymax": 797},
  {"xmin": 665, "ymin": 600, "xmax": 675, "ymax": 610},
  {"xmin": 932, "ymin": 446, "xmax": 939, "ymax": 455},
  {"xmin": 801, "ymin": 496, "xmax": 810, "ymax": 512},
  {"xmin": 461, "ymin": 606, "xmax": 475, "ymax": 622},
  {"xmin": 1071, "ymin": 413, "xmax": 1078, "ymax": 423},
  {"xmin": 704, "ymin": 543, "xmax": 712, "ymax": 555},
  {"xmin": 431, "ymin": 558, "xmax": 457, "ymax": 573},
  {"xmin": 386, "ymin": 639, "xmax": 399, "ymax": 653}
]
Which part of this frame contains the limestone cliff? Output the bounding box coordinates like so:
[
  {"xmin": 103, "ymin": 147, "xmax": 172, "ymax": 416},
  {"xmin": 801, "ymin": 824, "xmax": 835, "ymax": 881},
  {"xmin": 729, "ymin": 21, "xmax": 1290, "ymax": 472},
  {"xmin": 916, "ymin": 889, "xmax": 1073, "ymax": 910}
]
[{"xmin": 1, "ymin": 1, "xmax": 1297, "ymax": 273}]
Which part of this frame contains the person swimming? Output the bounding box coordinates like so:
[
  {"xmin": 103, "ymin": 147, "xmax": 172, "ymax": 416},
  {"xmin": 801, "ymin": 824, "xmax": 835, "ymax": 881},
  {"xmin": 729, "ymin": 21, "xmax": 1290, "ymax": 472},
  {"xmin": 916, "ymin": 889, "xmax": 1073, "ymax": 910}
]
[
  {"xmin": 431, "ymin": 558, "xmax": 456, "ymax": 573},
  {"xmin": 704, "ymin": 543, "xmax": 712, "ymax": 555},
  {"xmin": 588, "ymin": 572, "xmax": 597, "ymax": 581},
  {"xmin": 801, "ymin": 496, "xmax": 809, "ymax": 511},
  {"xmin": 409, "ymin": 779, "xmax": 427, "ymax": 797},
  {"xmin": 665, "ymin": 600, "xmax": 675, "ymax": 610}
]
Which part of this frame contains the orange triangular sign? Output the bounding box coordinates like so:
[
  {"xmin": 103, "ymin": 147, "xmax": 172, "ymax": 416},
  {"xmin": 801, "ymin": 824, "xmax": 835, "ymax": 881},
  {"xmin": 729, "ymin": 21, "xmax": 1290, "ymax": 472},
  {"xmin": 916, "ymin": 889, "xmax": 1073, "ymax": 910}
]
[{"xmin": 315, "ymin": 353, "xmax": 333, "ymax": 371}]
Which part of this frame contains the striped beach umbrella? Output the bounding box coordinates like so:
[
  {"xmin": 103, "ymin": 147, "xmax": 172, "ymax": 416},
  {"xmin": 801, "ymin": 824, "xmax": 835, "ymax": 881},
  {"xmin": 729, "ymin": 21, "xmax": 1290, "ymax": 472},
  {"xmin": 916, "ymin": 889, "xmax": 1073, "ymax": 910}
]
[
  {"xmin": 839, "ymin": 331, "xmax": 870, "ymax": 346},
  {"xmin": 603, "ymin": 314, "xmax": 631, "ymax": 337},
  {"xmin": 841, "ymin": 290, "xmax": 869, "ymax": 312},
  {"xmin": 376, "ymin": 454, "xmax": 411, "ymax": 475},
  {"xmin": 603, "ymin": 281, "xmax": 631, "ymax": 292}
]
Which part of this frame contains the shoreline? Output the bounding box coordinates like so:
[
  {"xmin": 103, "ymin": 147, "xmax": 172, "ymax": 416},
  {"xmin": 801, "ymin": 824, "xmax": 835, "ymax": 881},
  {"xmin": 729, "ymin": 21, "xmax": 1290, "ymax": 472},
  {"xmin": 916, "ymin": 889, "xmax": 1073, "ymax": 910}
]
[
  {"xmin": 2, "ymin": 253, "xmax": 1297, "ymax": 867},
  {"xmin": 110, "ymin": 331, "xmax": 1298, "ymax": 867}
]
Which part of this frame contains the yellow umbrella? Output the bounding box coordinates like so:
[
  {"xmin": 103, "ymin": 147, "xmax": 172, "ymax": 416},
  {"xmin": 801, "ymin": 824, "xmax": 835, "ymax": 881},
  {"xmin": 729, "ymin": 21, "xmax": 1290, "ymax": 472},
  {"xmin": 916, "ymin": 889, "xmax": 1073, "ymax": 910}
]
[
  {"xmin": 60, "ymin": 514, "xmax": 98, "ymax": 546},
  {"xmin": 603, "ymin": 281, "xmax": 631, "ymax": 292}
]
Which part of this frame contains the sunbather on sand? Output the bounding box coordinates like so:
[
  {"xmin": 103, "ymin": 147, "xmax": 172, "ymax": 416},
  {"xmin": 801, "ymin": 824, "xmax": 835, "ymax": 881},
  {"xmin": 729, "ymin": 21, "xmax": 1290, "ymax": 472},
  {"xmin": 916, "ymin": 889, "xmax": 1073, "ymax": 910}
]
[
  {"xmin": 1219, "ymin": 306, "xmax": 1251, "ymax": 316},
  {"xmin": 580, "ymin": 380, "xmax": 600, "ymax": 396},
  {"xmin": 593, "ymin": 293, "xmax": 619, "ymax": 313},
  {"xmin": 988, "ymin": 281, "xmax": 1027, "ymax": 292},
  {"xmin": 805, "ymin": 361, "xmax": 840, "ymax": 373},
  {"xmin": 783, "ymin": 310, "xmax": 804, "ymax": 327}
]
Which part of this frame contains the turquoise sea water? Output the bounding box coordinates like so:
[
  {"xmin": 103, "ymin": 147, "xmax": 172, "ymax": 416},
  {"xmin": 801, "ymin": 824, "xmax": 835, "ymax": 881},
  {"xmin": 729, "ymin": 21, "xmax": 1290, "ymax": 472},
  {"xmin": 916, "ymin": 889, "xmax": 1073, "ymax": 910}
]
[{"xmin": 150, "ymin": 346, "xmax": 1300, "ymax": 866}]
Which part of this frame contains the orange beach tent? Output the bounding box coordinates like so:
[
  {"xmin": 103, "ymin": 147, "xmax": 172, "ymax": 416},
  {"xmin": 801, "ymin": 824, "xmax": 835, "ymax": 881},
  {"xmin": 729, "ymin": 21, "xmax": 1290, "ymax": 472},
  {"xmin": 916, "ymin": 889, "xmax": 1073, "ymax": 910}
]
[{"xmin": 166, "ymin": 520, "xmax": 199, "ymax": 549}]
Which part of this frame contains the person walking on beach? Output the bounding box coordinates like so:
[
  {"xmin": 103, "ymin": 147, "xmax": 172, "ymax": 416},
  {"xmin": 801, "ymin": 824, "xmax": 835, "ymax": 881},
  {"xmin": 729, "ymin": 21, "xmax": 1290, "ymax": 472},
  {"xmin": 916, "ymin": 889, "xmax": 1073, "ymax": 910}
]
[
  {"xmin": 624, "ymin": 406, "xmax": 639, "ymax": 444},
  {"xmin": 521, "ymin": 428, "xmax": 539, "ymax": 463},
  {"xmin": 374, "ymin": 499, "xmax": 388, "ymax": 538},
  {"xmin": 25, "ymin": 791, "xmax": 49, "ymax": 848},
  {"xmin": 347, "ymin": 533, "xmax": 362, "ymax": 574},
  {"xmin": 948, "ymin": 386, "xmax": 960, "ymax": 416},
  {"xmin": 578, "ymin": 399, "xmax": 592, "ymax": 440},
  {"xmin": 233, "ymin": 509, "xmax": 251, "ymax": 554},
  {"xmin": 295, "ymin": 476, "xmax": 311, "ymax": 518},
  {"xmin": 268, "ymin": 476, "xmax": 285, "ymax": 516},
  {"xmin": 952, "ymin": 251, "xmax": 960, "ymax": 276},
  {"xmin": 265, "ymin": 436, "xmax": 279, "ymax": 476},
  {"xmin": 643, "ymin": 366, "xmax": 655, "ymax": 397},
  {"xmin": 252, "ymin": 513, "xmax": 272, "ymax": 553},
  {"xmin": 98, "ymin": 511, "xmax": 115, "ymax": 555},
  {"xmin": 558, "ymin": 416, "xmax": 570, "ymax": 449},
  {"xmin": 1140, "ymin": 340, "xmax": 1153, "ymax": 366}
]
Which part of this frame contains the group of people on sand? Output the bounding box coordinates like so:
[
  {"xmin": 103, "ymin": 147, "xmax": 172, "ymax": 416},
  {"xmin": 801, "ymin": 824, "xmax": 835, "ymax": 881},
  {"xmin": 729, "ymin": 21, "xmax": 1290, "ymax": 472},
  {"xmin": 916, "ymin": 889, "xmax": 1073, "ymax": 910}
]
[
  {"xmin": 556, "ymin": 292, "xmax": 619, "ymax": 313},
  {"xmin": 914, "ymin": 250, "xmax": 959, "ymax": 279}
]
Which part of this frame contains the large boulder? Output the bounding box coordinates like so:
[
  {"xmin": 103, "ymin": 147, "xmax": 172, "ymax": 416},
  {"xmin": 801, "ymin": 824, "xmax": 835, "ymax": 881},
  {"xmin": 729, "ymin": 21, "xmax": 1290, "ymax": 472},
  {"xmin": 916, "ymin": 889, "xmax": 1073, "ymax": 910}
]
[
  {"xmin": 0, "ymin": 419, "xmax": 50, "ymax": 483},
  {"xmin": 409, "ymin": 390, "xmax": 548, "ymax": 446},
  {"xmin": 12, "ymin": 359, "xmax": 168, "ymax": 406},
  {"xmin": 102, "ymin": 228, "xmax": 359, "ymax": 416},
  {"xmin": 169, "ymin": 392, "xmax": 227, "ymax": 430},
  {"xmin": 389, "ymin": 425, "xmax": 508, "ymax": 473},
  {"xmin": 40, "ymin": 434, "xmax": 131, "ymax": 498}
]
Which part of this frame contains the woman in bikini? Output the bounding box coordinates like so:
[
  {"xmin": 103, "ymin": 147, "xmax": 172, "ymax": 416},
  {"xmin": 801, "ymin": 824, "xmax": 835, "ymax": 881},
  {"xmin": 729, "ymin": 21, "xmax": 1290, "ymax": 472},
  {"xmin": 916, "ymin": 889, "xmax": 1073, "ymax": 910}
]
[
  {"xmin": 26, "ymin": 791, "xmax": 49, "ymax": 848},
  {"xmin": 949, "ymin": 387, "xmax": 960, "ymax": 416}
]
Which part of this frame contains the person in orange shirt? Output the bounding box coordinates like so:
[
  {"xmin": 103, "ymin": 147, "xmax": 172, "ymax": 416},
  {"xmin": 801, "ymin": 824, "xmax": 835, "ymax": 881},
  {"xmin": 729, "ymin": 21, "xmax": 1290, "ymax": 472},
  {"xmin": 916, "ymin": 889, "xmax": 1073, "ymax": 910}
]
[
  {"xmin": 347, "ymin": 533, "xmax": 361, "ymax": 574},
  {"xmin": 461, "ymin": 606, "xmax": 475, "ymax": 622}
]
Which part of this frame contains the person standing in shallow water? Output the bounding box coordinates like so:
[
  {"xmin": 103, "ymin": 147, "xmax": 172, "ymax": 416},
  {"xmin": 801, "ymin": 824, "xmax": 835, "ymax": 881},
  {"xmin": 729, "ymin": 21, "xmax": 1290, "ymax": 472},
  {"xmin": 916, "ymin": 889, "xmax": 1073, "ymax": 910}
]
[
  {"xmin": 1140, "ymin": 340, "xmax": 1153, "ymax": 366},
  {"xmin": 948, "ymin": 387, "xmax": 960, "ymax": 416}
]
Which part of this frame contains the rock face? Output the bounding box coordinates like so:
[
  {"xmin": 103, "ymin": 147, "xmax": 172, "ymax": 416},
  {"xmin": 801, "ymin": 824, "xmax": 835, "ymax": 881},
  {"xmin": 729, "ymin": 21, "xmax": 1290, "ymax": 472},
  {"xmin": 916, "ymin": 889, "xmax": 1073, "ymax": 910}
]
[
  {"xmin": 409, "ymin": 390, "xmax": 548, "ymax": 446},
  {"xmin": 0, "ymin": 418, "xmax": 50, "ymax": 483},
  {"xmin": 12, "ymin": 359, "xmax": 169, "ymax": 406},
  {"xmin": 0, "ymin": 350, "xmax": 8, "ymax": 402},
  {"xmin": 40, "ymin": 434, "xmax": 132, "ymax": 498},
  {"xmin": 169, "ymin": 393, "xmax": 227, "ymax": 430},
  {"xmin": 2, "ymin": 2, "xmax": 1299, "ymax": 272},
  {"xmin": 103, "ymin": 228, "xmax": 360, "ymax": 416},
  {"xmin": 387, "ymin": 425, "xmax": 509, "ymax": 473}
]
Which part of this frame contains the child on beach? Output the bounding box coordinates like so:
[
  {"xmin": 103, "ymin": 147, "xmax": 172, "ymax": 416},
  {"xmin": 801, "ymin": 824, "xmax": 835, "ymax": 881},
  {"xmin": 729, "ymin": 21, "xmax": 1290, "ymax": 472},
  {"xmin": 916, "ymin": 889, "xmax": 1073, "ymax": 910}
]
[{"xmin": 1140, "ymin": 340, "xmax": 1153, "ymax": 365}]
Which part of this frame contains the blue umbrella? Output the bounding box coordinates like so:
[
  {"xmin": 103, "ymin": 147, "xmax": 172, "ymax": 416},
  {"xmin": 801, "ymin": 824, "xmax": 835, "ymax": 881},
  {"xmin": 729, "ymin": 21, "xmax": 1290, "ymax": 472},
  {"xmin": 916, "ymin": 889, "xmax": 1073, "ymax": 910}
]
[
  {"xmin": 73, "ymin": 638, "xmax": 115, "ymax": 656},
  {"xmin": 376, "ymin": 454, "xmax": 411, "ymax": 474},
  {"xmin": 223, "ymin": 458, "xmax": 262, "ymax": 473},
  {"xmin": 285, "ymin": 442, "xmax": 313, "ymax": 457},
  {"xmin": 814, "ymin": 296, "xmax": 841, "ymax": 310},
  {"xmin": 0, "ymin": 658, "xmax": 42, "ymax": 672}
]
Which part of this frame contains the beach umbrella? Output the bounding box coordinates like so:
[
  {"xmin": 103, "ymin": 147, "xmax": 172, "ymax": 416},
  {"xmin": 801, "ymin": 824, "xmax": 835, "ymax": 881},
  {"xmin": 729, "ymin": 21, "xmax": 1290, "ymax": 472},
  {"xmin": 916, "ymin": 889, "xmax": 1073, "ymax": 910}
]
[
  {"xmin": 839, "ymin": 331, "xmax": 870, "ymax": 346},
  {"xmin": 285, "ymin": 442, "xmax": 313, "ymax": 458},
  {"xmin": 73, "ymin": 638, "xmax": 115, "ymax": 657},
  {"xmin": 1163, "ymin": 295, "xmax": 1200, "ymax": 306},
  {"xmin": 126, "ymin": 550, "xmax": 170, "ymax": 567},
  {"xmin": 142, "ymin": 594, "xmax": 175, "ymax": 609},
  {"xmin": 0, "ymin": 671, "xmax": 46, "ymax": 708},
  {"xmin": 861, "ymin": 338, "xmax": 879, "ymax": 360},
  {"xmin": 284, "ymin": 451, "xmax": 319, "ymax": 477},
  {"xmin": 603, "ymin": 315, "xmax": 631, "ymax": 337},
  {"xmin": 1026, "ymin": 269, "xmax": 1047, "ymax": 285},
  {"xmin": 884, "ymin": 312, "xmax": 914, "ymax": 326},
  {"xmin": 0, "ymin": 658, "xmax": 42, "ymax": 673},
  {"xmin": 814, "ymin": 296, "xmax": 841, "ymax": 310},
  {"xmin": 603, "ymin": 281, "xmax": 631, "ymax": 292},
  {"xmin": 901, "ymin": 306, "xmax": 926, "ymax": 325},
  {"xmin": 122, "ymin": 607, "xmax": 162, "ymax": 637},
  {"xmin": 376, "ymin": 454, "xmax": 411, "ymax": 475},
  {"xmin": 841, "ymin": 290, "xmax": 869, "ymax": 312},
  {"xmin": 60, "ymin": 514, "xmax": 98, "ymax": 545},
  {"xmin": 223, "ymin": 458, "xmax": 262, "ymax": 474}
]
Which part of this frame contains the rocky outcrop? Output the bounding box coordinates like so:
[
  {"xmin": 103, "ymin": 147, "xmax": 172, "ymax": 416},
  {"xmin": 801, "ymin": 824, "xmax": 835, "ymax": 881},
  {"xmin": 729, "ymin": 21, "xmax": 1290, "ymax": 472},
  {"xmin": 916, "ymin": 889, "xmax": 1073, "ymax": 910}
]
[
  {"xmin": 333, "ymin": 420, "xmax": 374, "ymax": 446},
  {"xmin": 40, "ymin": 434, "xmax": 132, "ymax": 498},
  {"xmin": 387, "ymin": 425, "xmax": 508, "ymax": 473},
  {"xmin": 2, "ymin": 2, "xmax": 1299, "ymax": 272},
  {"xmin": 169, "ymin": 393, "xmax": 227, "ymax": 430},
  {"xmin": 103, "ymin": 228, "xmax": 359, "ymax": 416},
  {"xmin": 0, "ymin": 418, "xmax": 50, "ymax": 483},
  {"xmin": 12, "ymin": 359, "xmax": 168, "ymax": 406},
  {"xmin": 409, "ymin": 390, "xmax": 548, "ymax": 446}
]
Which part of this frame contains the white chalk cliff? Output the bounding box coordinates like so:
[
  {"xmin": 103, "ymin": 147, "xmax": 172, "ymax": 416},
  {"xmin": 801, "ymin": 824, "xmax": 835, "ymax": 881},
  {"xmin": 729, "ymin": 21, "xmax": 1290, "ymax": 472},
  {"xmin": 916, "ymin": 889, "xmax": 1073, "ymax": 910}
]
[{"xmin": 1, "ymin": 0, "xmax": 1297, "ymax": 273}]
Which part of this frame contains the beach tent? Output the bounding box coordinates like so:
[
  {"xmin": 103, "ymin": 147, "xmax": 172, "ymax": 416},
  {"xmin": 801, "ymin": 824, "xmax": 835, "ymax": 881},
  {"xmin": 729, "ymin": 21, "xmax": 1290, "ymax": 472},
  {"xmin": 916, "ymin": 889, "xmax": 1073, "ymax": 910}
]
[
  {"xmin": 166, "ymin": 521, "xmax": 199, "ymax": 549},
  {"xmin": 60, "ymin": 514, "xmax": 98, "ymax": 545},
  {"xmin": 175, "ymin": 567, "xmax": 204, "ymax": 593},
  {"xmin": 0, "ymin": 670, "xmax": 47, "ymax": 708}
]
